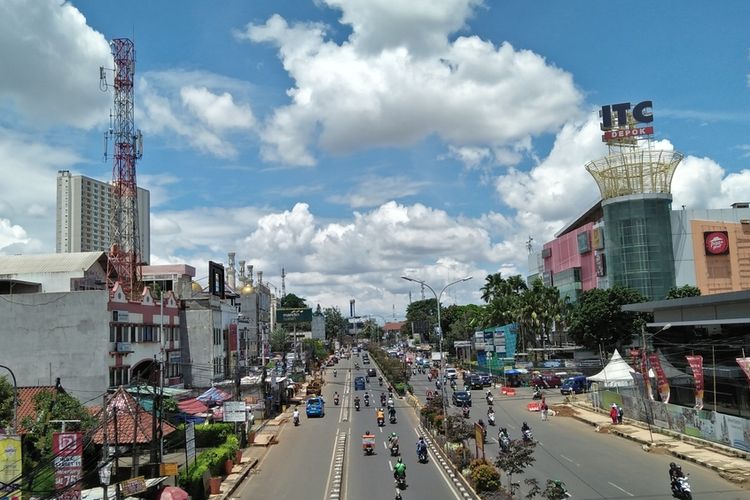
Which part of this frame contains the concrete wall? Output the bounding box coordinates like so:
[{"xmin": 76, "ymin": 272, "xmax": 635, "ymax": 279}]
[{"xmin": 0, "ymin": 291, "xmax": 110, "ymax": 403}]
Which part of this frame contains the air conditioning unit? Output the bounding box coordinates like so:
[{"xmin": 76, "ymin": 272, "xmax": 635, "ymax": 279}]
[
  {"xmin": 116, "ymin": 342, "xmax": 132, "ymax": 353},
  {"xmin": 541, "ymin": 248, "xmax": 552, "ymax": 259}
]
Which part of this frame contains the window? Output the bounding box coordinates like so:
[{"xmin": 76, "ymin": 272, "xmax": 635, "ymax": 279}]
[
  {"xmin": 109, "ymin": 367, "xmax": 130, "ymax": 387},
  {"xmin": 130, "ymin": 325, "xmax": 137, "ymax": 343}
]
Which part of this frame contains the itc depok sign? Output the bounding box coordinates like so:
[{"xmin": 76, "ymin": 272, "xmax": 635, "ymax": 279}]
[{"xmin": 600, "ymin": 100, "xmax": 654, "ymax": 142}]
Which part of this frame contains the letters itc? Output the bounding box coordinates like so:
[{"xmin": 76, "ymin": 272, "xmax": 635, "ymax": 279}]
[{"xmin": 600, "ymin": 101, "xmax": 653, "ymax": 129}]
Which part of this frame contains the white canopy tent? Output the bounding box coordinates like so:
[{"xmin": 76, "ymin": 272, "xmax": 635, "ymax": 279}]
[{"xmin": 587, "ymin": 349, "xmax": 636, "ymax": 387}]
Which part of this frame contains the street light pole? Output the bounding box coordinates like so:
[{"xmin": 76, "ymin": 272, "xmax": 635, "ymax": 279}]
[
  {"xmin": 639, "ymin": 322, "xmax": 671, "ymax": 443},
  {"xmin": 0, "ymin": 364, "xmax": 17, "ymax": 433},
  {"xmin": 401, "ymin": 275, "xmax": 472, "ymax": 435}
]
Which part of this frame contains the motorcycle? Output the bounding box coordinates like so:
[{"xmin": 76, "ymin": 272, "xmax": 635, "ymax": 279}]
[
  {"xmin": 532, "ymin": 389, "xmax": 543, "ymax": 400},
  {"xmin": 365, "ymin": 376, "xmax": 370, "ymax": 384},
  {"xmin": 378, "ymin": 416, "xmax": 385, "ymax": 427},
  {"xmin": 522, "ymin": 428, "xmax": 533, "ymax": 444},
  {"xmin": 333, "ymin": 370, "xmax": 337, "ymax": 378},
  {"xmin": 334, "ymin": 396, "xmax": 340, "ymax": 406},
  {"xmin": 364, "ymin": 397, "xmax": 370, "ymax": 407},
  {"xmin": 293, "ymin": 414, "xmax": 300, "ymax": 426},
  {"xmin": 488, "ymin": 412, "xmax": 496, "ymax": 426},
  {"xmin": 462, "ymin": 407, "xmax": 470, "ymax": 419},
  {"xmin": 499, "ymin": 433, "xmax": 510, "ymax": 452},
  {"xmin": 672, "ymin": 475, "xmax": 692, "ymax": 500},
  {"xmin": 354, "ymin": 400, "xmax": 360, "ymax": 411},
  {"xmin": 381, "ymin": 394, "xmax": 387, "ymax": 406},
  {"xmin": 436, "ymin": 380, "xmax": 442, "ymax": 390},
  {"xmin": 390, "ymin": 414, "xmax": 397, "ymax": 424},
  {"xmin": 379, "ymin": 377, "xmax": 383, "ymax": 386},
  {"xmin": 417, "ymin": 447, "xmax": 428, "ymax": 463},
  {"xmin": 486, "ymin": 393, "xmax": 494, "ymax": 405},
  {"xmin": 390, "ymin": 442, "xmax": 400, "ymax": 456},
  {"xmin": 427, "ymin": 373, "xmax": 432, "ymax": 382},
  {"xmin": 395, "ymin": 472, "xmax": 406, "ymax": 490}
]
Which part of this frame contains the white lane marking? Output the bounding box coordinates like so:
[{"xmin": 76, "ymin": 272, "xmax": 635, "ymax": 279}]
[
  {"xmin": 388, "ymin": 460, "xmax": 393, "ymax": 471},
  {"xmin": 560, "ymin": 454, "xmax": 580, "ymax": 467},
  {"xmin": 322, "ymin": 428, "xmax": 341, "ymax": 500},
  {"xmin": 379, "ymin": 426, "xmax": 383, "ymax": 433},
  {"xmin": 412, "ymin": 426, "xmax": 464, "ymax": 500},
  {"xmin": 608, "ymin": 481, "xmax": 634, "ymax": 497}
]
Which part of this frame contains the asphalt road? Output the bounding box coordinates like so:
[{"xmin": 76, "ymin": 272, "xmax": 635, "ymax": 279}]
[
  {"xmin": 410, "ymin": 367, "xmax": 748, "ymax": 500},
  {"xmin": 236, "ymin": 354, "xmax": 465, "ymax": 500}
]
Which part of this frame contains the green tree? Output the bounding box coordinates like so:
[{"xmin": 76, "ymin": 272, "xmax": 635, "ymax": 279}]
[
  {"xmin": 0, "ymin": 375, "xmax": 14, "ymax": 429},
  {"xmin": 443, "ymin": 304, "xmax": 484, "ymax": 354},
  {"xmin": 323, "ymin": 307, "xmax": 348, "ymax": 342},
  {"xmin": 302, "ymin": 339, "xmax": 328, "ymax": 365},
  {"xmin": 269, "ymin": 325, "xmax": 289, "ymax": 353},
  {"xmin": 566, "ymin": 286, "xmax": 648, "ymax": 352},
  {"xmin": 402, "ymin": 298, "xmax": 438, "ymax": 344},
  {"xmin": 280, "ymin": 293, "xmax": 307, "ymax": 309},
  {"xmin": 513, "ymin": 279, "xmax": 565, "ymax": 358},
  {"xmin": 494, "ymin": 440, "xmax": 537, "ymax": 493},
  {"xmin": 666, "ymin": 285, "xmax": 701, "ymax": 299},
  {"xmin": 481, "ymin": 273, "xmax": 528, "ymax": 330}
]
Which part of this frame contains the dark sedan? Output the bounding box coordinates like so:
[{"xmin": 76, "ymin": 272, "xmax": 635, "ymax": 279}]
[{"xmin": 452, "ymin": 390, "xmax": 472, "ymax": 407}]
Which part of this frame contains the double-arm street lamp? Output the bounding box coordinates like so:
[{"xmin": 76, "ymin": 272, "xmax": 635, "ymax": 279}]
[
  {"xmin": 639, "ymin": 322, "xmax": 671, "ymax": 442},
  {"xmin": 401, "ymin": 275, "xmax": 472, "ymax": 433}
]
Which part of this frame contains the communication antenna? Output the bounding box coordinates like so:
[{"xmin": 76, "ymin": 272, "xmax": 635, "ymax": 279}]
[
  {"xmin": 281, "ymin": 267, "xmax": 286, "ymax": 298},
  {"xmin": 99, "ymin": 38, "xmax": 144, "ymax": 300},
  {"xmin": 526, "ymin": 236, "xmax": 534, "ymax": 254}
]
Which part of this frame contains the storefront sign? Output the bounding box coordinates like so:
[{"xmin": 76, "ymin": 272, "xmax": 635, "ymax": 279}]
[
  {"xmin": 704, "ymin": 231, "xmax": 729, "ymax": 255},
  {"xmin": 222, "ymin": 402, "xmax": 247, "ymax": 423},
  {"xmin": 600, "ymin": 100, "xmax": 654, "ymax": 142}
]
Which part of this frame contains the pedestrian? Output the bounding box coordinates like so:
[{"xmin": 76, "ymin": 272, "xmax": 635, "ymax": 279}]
[
  {"xmin": 617, "ymin": 405, "xmax": 624, "ymax": 424},
  {"xmin": 541, "ymin": 400, "xmax": 549, "ymax": 421},
  {"xmin": 609, "ymin": 403, "xmax": 618, "ymax": 424}
]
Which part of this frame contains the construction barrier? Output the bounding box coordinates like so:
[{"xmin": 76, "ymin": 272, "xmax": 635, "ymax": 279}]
[
  {"xmin": 527, "ymin": 402, "xmax": 541, "ymax": 412},
  {"xmin": 501, "ymin": 387, "xmax": 516, "ymax": 396}
]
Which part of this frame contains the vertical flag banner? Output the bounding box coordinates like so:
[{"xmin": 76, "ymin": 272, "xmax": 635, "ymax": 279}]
[
  {"xmin": 648, "ymin": 353, "xmax": 670, "ymax": 403},
  {"xmin": 0, "ymin": 434, "xmax": 22, "ymax": 500},
  {"xmin": 53, "ymin": 432, "xmax": 83, "ymax": 500},
  {"xmin": 686, "ymin": 355, "xmax": 704, "ymax": 410},
  {"xmin": 641, "ymin": 352, "xmax": 654, "ymax": 400},
  {"xmin": 737, "ymin": 357, "xmax": 750, "ymax": 387}
]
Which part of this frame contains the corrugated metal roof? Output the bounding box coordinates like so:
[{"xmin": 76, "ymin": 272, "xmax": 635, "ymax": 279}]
[{"xmin": 0, "ymin": 252, "xmax": 106, "ymax": 275}]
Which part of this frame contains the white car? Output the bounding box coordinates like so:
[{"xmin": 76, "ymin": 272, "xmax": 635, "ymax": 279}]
[{"xmin": 444, "ymin": 367, "xmax": 458, "ymax": 380}]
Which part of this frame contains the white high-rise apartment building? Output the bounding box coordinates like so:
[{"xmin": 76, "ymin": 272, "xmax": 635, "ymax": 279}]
[{"xmin": 56, "ymin": 170, "xmax": 150, "ymax": 263}]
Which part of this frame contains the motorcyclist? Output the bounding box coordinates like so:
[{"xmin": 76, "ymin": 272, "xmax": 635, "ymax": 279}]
[
  {"xmin": 333, "ymin": 369, "xmax": 337, "ymax": 377},
  {"xmin": 387, "ymin": 396, "xmax": 394, "ymax": 409},
  {"xmin": 393, "ymin": 457, "xmax": 406, "ymax": 483},
  {"xmin": 522, "ymin": 422, "xmax": 532, "ymax": 442},
  {"xmin": 334, "ymin": 392, "xmax": 340, "ymax": 405},
  {"xmin": 487, "ymin": 407, "xmax": 496, "ymax": 420},
  {"xmin": 388, "ymin": 405, "xmax": 397, "ymax": 419},
  {"xmin": 388, "ymin": 432, "xmax": 399, "ymax": 448},
  {"xmin": 381, "ymin": 392, "xmax": 387, "ymax": 405},
  {"xmin": 498, "ymin": 427, "xmax": 510, "ymax": 451},
  {"xmin": 486, "ymin": 389, "xmax": 493, "ymax": 401},
  {"xmin": 416, "ymin": 436, "xmax": 428, "ymax": 460},
  {"xmin": 353, "ymin": 395, "xmax": 361, "ymax": 410},
  {"xmin": 376, "ymin": 407, "xmax": 385, "ymax": 425},
  {"xmin": 669, "ymin": 463, "xmax": 684, "ymax": 494},
  {"xmin": 549, "ymin": 480, "xmax": 569, "ymax": 498},
  {"xmin": 378, "ymin": 376, "xmax": 383, "ymax": 386},
  {"xmin": 292, "ymin": 407, "xmax": 300, "ymax": 425},
  {"xmin": 364, "ymin": 392, "xmax": 370, "ymax": 405},
  {"xmin": 462, "ymin": 403, "xmax": 470, "ymax": 418}
]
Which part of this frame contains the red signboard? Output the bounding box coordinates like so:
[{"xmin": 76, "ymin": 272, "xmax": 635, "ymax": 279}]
[
  {"xmin": 602, "ymin": 126, "xmax": 653, "ymax": 141},
  {"xmin": 648, "ymin": 354, "xmax": 670, "ymax": 403},
  {"xmin": 704, "ymin": 231, "xmax": 729, "ymax": 255},
  {"xmin": 229, "ymin": 323, "xmax": 238, "ymax": 351},
  {"xmin": 737, "ymin": 357, "xmax": 750, "ymax": 387},
  {"xmin": 53, "ymin": 432, "xmax": 83, "ymax": 500},
  {"xmin": 685, "ymin": 355, "xmax": 704, "ymax": 410}
]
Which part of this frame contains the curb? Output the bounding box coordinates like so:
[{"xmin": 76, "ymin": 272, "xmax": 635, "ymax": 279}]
[
  {"xmin": 217, "ymin": 457, "xmax": 259, "ymax": 500},
  {"xmin": 417, "ymin": 422, "xmax": 480, "ymax": 500}
]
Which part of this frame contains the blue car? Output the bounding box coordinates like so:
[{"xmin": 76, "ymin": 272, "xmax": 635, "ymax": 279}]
[
  {"xmin": 354, "ymin": 376, "xmax": 366, "ymax": 391},
  {"xmin": 306, "ymin": 397, "xmax": 325, "ymax": 417}
]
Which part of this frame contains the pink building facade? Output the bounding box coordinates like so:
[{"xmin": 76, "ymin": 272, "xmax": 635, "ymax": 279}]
[{"xmin": 542, "ymin": 222, "xmax": 601, "ymax": 300}]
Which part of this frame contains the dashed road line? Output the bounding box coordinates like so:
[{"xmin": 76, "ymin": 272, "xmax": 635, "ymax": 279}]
[
  {"xmin": 325, "ymin": 431, "xmax": 347, "ymax": 500},
  {"xmin": 415, "ymin": 425, "xmax": 473, "ymax": 499},
  {"xmin": 560, "ymin": 454, "xmax": 580, "ymax": 467},
  {"xmin": 608, "ymin": 481, "xmax": 634, "ymax": 497}
]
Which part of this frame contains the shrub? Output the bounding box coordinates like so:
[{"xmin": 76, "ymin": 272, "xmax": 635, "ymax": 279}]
[
  {"xmin": 472, "ymin": 464, "xmax": 501, "ymax": 492},
  {"xmin": 178, "ymin": 434, "xmax": 239, "ymax": 500},
  {"xmin": 166, "ymin": 422, "xmax": 235, "ymax": 450}
]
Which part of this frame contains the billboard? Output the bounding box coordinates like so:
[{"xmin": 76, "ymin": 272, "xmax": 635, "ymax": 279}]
[
  {"xmin": 53, "ymin": 432, "xmax": 83, "ymax": 500},
  {"xmin": 600, "ymin": 100, "xmax": 654, "ymax": 142},
  {"xmin": 276, "ymin": 308, "xmax": 312, "ymax": 323},
  {"xmin": 0, "ymin": 435, "xmax": 21, "ymax": 500},
  {"xmin": 704, "ymin": 231, "xmax": 729, "ymax": 255}
]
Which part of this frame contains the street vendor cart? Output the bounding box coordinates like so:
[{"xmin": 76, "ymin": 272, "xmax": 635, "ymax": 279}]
[{"xmin": 362, "ymin": 432, "xmax": 376, "ymax": 455}]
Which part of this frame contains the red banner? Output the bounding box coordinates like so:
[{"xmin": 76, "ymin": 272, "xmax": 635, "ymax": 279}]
[
  {"xmin": 648, "ymin": 353, "xmax": 670, "ymax": 403},
  {"xmin": 641, "ymin": 352, "xmax": 654, "ymax": 400},
  {"xmin": 53, "ymin": 432, "xmax": 83, "ymax": 500},
  {"xmin": 686, "ymin": 355, "xmax": 704, "ymax": 410},
  {"xmin": 737, "ymin": 357, "xmax": 750, "ymax": 386}
]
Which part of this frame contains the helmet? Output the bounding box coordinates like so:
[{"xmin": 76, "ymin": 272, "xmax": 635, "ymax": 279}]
[
  {"xmin": 669, "ymin": 462, "xmax": 677, "ymax": 469},
  {"xmin": 391, "ymin": 432, "xmax": 397, "ymax": 437},
  {"xmin": 397, "ymin": 457, "xmax": 403, "ymax": 463}
]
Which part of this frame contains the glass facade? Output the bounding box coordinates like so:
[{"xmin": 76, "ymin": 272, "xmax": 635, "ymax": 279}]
[{"xmin": 603, "ymin": 194, "xmax": 675, "ymax": 300}]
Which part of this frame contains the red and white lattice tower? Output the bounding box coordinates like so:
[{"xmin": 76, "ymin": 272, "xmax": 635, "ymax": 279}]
[{"xmin": 104, "ymin": 39, "xmax": 143, "ymax": 299}]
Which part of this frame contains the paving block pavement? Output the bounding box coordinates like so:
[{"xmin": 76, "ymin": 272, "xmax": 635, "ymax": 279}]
[{"xmin": 559, "ymin": 402, "xmax": 750, "ymax": 486}]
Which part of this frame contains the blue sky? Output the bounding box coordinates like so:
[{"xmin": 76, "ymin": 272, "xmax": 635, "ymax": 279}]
[{"xmin": 1, "ymin": 0, "xmax": 749, "ymax": 319}]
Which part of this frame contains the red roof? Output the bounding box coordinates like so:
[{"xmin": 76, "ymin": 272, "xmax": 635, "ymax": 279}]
[
  {"xmin": 90, "ymin": 387, "xmax": 175, "ymax": 444},
  {"xmin": 384, "ymin": 322, "xmax": 404, "ymax": 331},
  {"xmin": 177, "ymin": 398, "xmax": 209, "ymax": 415},
  {"xmin": 15, "ymin": 386, "xmax": 63, "ymax": 434}
]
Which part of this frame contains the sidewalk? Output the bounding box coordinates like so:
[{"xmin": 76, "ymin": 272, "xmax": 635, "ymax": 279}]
[
  {"xmin": 209, "ymin": 402, "xmax": 296, "ymax": 499},
  {"xmin": 558, "ymin": 401, "xmax": 750, "ymax": 485}
]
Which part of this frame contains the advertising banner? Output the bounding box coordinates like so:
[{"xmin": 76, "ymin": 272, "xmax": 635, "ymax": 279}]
[
  {"xmin": 686, "ymin": 355, "xmax": 704, "ymax": 410},
  {"xmin": 0, "ymin": 434, "xmax": 22, "ymax": 500},
  {"xmin": 649, "ymin": 353, "xmax": 670, "ymax": 403},
  {"xmin": 641, "ymin": 353, "xmax": 654, "ymax": 401},
  {"xmin": 276, "ymin": 308, "xmax": 312, "ymax": 323},
  {"xmin": 53, "ymin": 432, "xmax": 83, "ymax": 500},
  {"xmin": 737, "ymin": 357, "xmax": 750, "ymax": 387}
]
